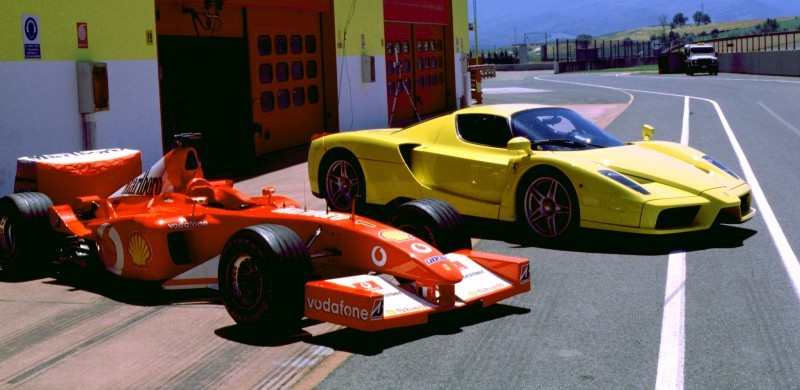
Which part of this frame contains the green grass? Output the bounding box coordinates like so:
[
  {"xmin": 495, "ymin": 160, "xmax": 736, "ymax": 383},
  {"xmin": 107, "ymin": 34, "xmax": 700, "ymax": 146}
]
[{"xmin": 594, "ymin": 16, "xmax": 800, "ymax": 42}]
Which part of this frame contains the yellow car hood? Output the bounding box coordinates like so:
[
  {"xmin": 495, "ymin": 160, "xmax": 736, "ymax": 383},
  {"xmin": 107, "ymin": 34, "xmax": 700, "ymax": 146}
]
[{"xmin": 565, "ymin": 145, "xmax": 734, "ymax": 195}]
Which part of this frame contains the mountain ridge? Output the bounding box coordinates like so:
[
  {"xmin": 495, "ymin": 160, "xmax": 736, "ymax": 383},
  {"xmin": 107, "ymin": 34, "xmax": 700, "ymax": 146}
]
[{"xmin": 470, "ymin": 0, "xmax": 800, "ymax": 49}]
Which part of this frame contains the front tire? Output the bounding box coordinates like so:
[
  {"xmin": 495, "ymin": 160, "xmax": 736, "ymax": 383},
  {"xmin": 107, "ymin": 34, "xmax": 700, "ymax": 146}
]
[
  {"xmin": 517, "ymin": 168, "xmax": 580, "ymax": 241},
  {"xmin": 218, "ymin": 224, "xmax": 311, "ymax": 331},
  {"xmin": 388, "ymin": 198, "xmax": 472, "ymax": 253},
  {"xmin": 0, "ymin": 192, "xmax": 56, "ymax": 275},
  {"xmin": 320, "ymin": 151, "xmax": 366, "ymax": 213}
]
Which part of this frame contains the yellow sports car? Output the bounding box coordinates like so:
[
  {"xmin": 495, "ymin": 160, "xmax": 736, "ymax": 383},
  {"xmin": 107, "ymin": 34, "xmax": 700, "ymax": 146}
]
[{"xmin": 308, "ymin": 104, "xmax": 756, "ymax": 240}]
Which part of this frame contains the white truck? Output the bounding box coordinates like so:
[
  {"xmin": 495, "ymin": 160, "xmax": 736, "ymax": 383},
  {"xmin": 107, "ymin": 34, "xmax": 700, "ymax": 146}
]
[{"xmin": 683, "ymin": 43, "xmax": 719, "ymax": 76}]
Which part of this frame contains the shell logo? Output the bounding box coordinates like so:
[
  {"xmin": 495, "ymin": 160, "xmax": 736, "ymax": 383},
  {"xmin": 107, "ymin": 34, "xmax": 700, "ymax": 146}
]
[
  {"xmin": 378, "ymin": 229, "xmax": 412, "ymax": 242},
  {"xmin": 128, "ymin": 233, "xmax": 152, "ymax": 267}
]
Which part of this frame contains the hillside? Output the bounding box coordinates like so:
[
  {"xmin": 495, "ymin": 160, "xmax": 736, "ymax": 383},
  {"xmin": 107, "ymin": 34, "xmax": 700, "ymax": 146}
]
[
  {"xmin": 472, "ymin": 0, "xmax": 800, "ymax": 49},
  {"xmin": 595, "ymin": 16, "xmax": 800, "ymax": 42}
]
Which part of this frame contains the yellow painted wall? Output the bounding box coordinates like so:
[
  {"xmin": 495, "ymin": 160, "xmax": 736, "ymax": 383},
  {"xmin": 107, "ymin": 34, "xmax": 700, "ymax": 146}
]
[
  {"xmin": 452, "ymin": 0, "xmax": 469, "ymax": 54},
  {"xmin": 0, "ymin": 0, "xmax": 157, "ymax": 61},
  {"xmin": 333, "ymin": 0, "xmax": 385, "ymax": 56}
]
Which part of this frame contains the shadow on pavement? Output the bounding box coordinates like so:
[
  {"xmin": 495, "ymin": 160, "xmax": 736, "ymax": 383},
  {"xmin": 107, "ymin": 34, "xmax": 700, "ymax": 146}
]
[
  {"xmin": 467, "ymin": 217, "xmax": 758, "ymax": 256},
  {"xmin": 303, "ymin": 303, "xmax": 530, "ymax": 356}
]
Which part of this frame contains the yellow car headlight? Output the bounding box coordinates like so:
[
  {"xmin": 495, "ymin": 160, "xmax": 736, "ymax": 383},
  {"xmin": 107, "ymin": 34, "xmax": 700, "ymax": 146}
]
[
  {"xmin": 599, "ymin": 170, "xmax": 650, "ymax": 195},
  {"xmin": 702, "ymin": 155, "xmax": 740, "ymax": 180}
]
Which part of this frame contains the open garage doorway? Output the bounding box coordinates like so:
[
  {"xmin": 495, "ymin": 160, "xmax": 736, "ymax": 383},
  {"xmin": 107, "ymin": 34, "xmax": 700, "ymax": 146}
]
[{"xmin": 157, "ymin": 36, "xmax": 252, "ymax": 177}]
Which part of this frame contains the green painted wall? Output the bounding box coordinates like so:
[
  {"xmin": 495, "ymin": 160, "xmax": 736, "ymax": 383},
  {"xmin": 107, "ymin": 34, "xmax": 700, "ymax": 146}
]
[
  {"xmin": 0, "ymin": 0, "xmax": 157, "ymax": 61},
  {"xmin": 333, "ymin": 0, "xmax": 385, "ymax": 57}
]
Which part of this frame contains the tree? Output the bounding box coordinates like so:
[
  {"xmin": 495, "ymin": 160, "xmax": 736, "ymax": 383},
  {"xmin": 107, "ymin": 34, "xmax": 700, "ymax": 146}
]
[
  {"xmin": 693, "ymin": 11, "xmax": 711, "ymax": 25},
  {"xmin": 673, "ymin": 13, "xmax": 688, "ymax": 28},
  {"xmin": 659, "ymin": 14, "xmax": 669, "ymax": 34},
  {"xmin": 755, "ymin": 18, "xmax": 780, "ymax": 33}
]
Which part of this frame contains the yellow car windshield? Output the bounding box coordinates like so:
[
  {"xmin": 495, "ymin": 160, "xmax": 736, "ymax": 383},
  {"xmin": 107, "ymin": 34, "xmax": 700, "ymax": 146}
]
[{"xmin": 511, "ymin": 108, "xmax": 624, "ymax": 151}]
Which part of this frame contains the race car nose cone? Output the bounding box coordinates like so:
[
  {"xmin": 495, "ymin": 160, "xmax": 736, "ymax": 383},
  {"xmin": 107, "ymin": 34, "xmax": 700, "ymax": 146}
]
[{"xmin": 427, "ymin": 257, "xmax": 463, "ymax": 284}]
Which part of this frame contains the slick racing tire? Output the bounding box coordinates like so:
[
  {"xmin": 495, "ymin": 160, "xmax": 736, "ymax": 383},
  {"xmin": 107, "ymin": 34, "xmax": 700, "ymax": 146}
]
[
  {"xmin": 0, "ymin": 192, "xmax": 56, "ymax": 275},
  {"xmin": 388, "ymin": 198, "xmax": 472, "ymax": 253},
  {"xmin": 219, "ymin": 224, "xmax": 311, "ymax": 332},
  {"xmin": 320, "ymin": 150, "xmax": 366, "ymax": 213},
  {"xmin": 517, "ymin": 167, "xmax": 580, "ymax": 241}
]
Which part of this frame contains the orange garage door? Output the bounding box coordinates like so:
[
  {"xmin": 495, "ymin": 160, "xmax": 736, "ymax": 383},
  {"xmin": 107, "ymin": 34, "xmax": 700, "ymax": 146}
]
[
  {"xmin": 247, "ymin": 8, "xmax": 325, "ymax": 156},
  {"xmin": 385, "ymin": 23, "xmax": 447, "ymax": 124},
  {"xmin": 413, "ymin": 24, "xmax": 446, "ymax": 117}
]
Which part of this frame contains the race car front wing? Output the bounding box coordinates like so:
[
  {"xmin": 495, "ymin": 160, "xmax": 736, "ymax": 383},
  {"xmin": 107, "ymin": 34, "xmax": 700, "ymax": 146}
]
[{"xmin": 304, "ymin": 250, "xmax": 530, "ymax": 331}]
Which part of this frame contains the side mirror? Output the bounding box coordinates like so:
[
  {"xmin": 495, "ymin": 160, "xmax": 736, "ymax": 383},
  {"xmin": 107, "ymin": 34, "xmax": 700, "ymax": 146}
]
[
  {"xmin": 642, "ymin": 124, "xmax": 655, "ymax": 142},
  {"xmin": 507, "ymin": 137, "xmax": 532, "ymax": 154}
]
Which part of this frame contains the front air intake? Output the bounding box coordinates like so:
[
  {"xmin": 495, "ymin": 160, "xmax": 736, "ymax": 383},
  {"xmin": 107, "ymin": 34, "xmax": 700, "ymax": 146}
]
[{"xmin": 656, "ymin": 206, "xmax": 700, "ymax": 229}]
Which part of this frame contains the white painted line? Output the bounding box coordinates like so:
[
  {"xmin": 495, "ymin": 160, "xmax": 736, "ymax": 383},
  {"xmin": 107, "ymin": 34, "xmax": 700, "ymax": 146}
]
[
  {"xmin": 655, "ymin": 96, "xmax": 690, "ymax": 390},
  {"xmin": 681, "ymin": 96, "xmax": 690, "ymax": 146},
  {"xmin": 536, "ymin": 75, "xmax": 800, "ymax": 387},
  {"xmin": 656, "ymin": 251, "xmax": 686, "ymax": 390},
  {"xmin": 700, "ymin": 97, "xmax": 800, "ymax": 301},
  {"xmin": 481, "ymin": 87, "xmax": 550, "ymax": 94},
  {"xmin": 536, "ymin": 75, "xmax": 800, "ymax": 300},
  {"xmin": 758, "ymin": 101, "xmax": 800, "ymax": 139}
]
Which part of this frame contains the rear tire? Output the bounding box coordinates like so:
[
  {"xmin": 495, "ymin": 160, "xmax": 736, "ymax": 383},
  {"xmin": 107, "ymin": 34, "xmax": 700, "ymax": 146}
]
[
  {"xmin": 218, "ymin": 224, "xmax": 311, "ymax": 332},
  {"xmin": 388, "ymin": 198, "xmax": 472, "ymax": 253},
  {"xmin": 0, "ymin": 192, "xmax": 56, "ymax": 275}
]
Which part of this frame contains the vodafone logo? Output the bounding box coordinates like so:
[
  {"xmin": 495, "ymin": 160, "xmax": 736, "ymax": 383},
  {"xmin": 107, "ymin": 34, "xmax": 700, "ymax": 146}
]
[
  {"xmin": 354, "ymin": 280, "xmax": 382, "ymax": 290},
  {"xmin": 371, "ymin": 246, "xmax": 387, "ymax": 267},
  {"xmin": 411, "ymin": 242, "xmax": 432, "ymax": 254},
  {"xmin": 306, "ymin": 297, "xmax": 371, "ymax": 321},
  {"xmin": 77, "ymin": 22, "xmax": 88, "ymax": 48}
]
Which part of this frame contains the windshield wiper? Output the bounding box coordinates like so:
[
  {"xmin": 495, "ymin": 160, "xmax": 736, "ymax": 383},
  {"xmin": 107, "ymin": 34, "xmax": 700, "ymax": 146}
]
[
  {"xmin": 531, "ymin": 139, "xmax": 588, "ymax": 149},
  {"xmin": 531, "ymin": 138, "xmax": 607, "ymax": 149}
]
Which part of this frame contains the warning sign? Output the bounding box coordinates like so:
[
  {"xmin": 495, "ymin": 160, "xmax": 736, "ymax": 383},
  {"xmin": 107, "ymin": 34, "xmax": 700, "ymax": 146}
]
[
  {"xmin": 77, "ymin": 22, "xmax": 88, "ymax": 48},
  {"xmin": 23, "ymin": 14, "xmax": 41, "ymax": 59}
]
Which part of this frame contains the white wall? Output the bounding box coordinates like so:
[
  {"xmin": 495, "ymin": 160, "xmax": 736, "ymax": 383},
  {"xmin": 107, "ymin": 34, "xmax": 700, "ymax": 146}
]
[
  {"xmin": 0, "ymin": 60, "xmax": 162, "ymax": 195},
  {"xmin": 335, "ymin": 55, "xmax": 390, "ymax": 131}
]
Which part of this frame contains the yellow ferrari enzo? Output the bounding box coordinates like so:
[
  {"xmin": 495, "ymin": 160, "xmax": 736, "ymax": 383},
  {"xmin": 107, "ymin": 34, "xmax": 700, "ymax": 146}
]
[{"xmin": 308, "ymin": 104, "xmax": 756, "ymax": 240}]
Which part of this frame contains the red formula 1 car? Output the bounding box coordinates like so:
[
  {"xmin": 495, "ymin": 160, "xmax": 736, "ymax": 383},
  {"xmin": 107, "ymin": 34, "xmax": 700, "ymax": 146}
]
[{"xmin": 0, "ymin": 134, "xmax": 530, "ymax": 332}]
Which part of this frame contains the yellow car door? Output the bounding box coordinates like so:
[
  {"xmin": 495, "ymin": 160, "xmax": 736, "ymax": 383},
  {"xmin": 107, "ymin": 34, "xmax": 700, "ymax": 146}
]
[{"xmin": 414, "ymin": 114, "xmax": 516, "ymax": 218}]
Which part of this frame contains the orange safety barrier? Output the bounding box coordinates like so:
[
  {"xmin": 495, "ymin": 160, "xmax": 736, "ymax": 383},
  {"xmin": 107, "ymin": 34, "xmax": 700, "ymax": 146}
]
[{"xmin": 468, "ymin": 64, "xmax": 496, "ymax": 104}]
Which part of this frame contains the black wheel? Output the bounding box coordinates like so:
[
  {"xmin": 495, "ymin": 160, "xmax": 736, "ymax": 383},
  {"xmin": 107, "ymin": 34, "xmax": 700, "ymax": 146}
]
[
  {"xmin": 320, "ymin": 150, "xmax": 366, "ymax": 212},
  {"xmin": 0, "ymin": 192, "xmax": 56, "ymax": 274},
  {"xmin": 518, "ymin": 168, "xmax": 580, "ymax": 240},
  {"xmin": 388, "ymin": 198, "xmax": 472, "ymax": 253},
  {"xmin": 218, "ymin": 224, "xmax": 311, "ymax": 331}
]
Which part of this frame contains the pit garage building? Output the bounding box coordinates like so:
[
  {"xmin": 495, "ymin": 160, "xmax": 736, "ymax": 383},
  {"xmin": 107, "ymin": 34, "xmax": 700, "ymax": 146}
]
[{"xmin": 0, "ymin": 0, "xmax": 471, "ymax": 194}]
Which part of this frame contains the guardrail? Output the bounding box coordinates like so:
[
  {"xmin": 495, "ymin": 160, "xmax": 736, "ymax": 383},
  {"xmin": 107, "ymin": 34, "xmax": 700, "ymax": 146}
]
[
  {"xmin": 707, "ymin": 31, "xmax": 798, "ymax": 53},
  {"xmin": 469, "ymin": 64, "xmax": 496, "ymax": 104}
]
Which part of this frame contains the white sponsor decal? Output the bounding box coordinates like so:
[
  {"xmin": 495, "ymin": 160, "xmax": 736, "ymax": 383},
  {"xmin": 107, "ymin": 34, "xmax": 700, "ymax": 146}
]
[
  {"xmin": 167, "ymin": 220, "xmax": 208, "ymax": 229},
  {"xmin": 371, "ymin": 246, "xmax": 387, "ymax": 267},
  {"xmin": 306, "ymin": 297, "xmax": 370, "ymax": 321},
  {"xmin": 411, "ymin": 242, "xmax": 432, "ymax": 254},
  {"xmin": 447, "ymin": 253, "xmax": 512, "ymax": 301},
  {"xmin": 328, "ymin": 275, "xmax": 436, "ymax": 317},
  {"xmin": 20, "ymin": 148, "xmax": 133, "ymax": 164}
]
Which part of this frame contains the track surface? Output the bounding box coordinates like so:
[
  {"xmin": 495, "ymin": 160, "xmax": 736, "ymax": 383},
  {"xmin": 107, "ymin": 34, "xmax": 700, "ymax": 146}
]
[
  {"xmin": 317, "ymin": 71, "xmax": 800, "ymax": 389},
  {"xmin": 2, "ymin": 71, "xmax": 799, "ymax": 389}
]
